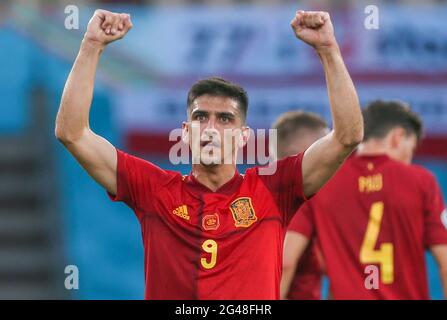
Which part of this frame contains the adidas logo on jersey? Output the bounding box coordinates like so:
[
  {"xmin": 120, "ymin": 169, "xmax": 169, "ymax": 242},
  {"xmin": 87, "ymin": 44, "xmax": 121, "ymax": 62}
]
[{"xmin": 173, "ymin": 205, "xmax": 190, "ymax": 221}]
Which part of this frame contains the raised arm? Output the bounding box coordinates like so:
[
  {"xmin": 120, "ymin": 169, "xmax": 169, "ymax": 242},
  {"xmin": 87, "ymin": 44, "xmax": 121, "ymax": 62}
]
[
  {"xmin": 55, "ymin": 10, "xmax": 132, "ymax": 195},
  {"xmin": 290, "ymin": 11, "xmax": 363, "ymax": 197}
]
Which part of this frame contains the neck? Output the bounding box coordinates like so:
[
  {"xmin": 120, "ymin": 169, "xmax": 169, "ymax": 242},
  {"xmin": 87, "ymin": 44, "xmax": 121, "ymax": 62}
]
[
  {"xmin": 356, "ymin": 140, "xmax": 390, "ymax": 157},
  {"xmin": 192, "ymin": 163, "xmax": 237, "ymax": 192}
]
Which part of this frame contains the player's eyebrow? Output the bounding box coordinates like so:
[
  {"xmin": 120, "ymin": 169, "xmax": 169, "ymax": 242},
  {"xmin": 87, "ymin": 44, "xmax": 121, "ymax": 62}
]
[
  {"xmin": 216, "ymin": 111, "xmax": 236, "ymax": 119},
  {"xmin": 191, "ymin": 110, "xmax": 209, "ymax": 118},
  {"xmin": 191, "ymin": 110, "xmax": 237, "ymax": 119}
]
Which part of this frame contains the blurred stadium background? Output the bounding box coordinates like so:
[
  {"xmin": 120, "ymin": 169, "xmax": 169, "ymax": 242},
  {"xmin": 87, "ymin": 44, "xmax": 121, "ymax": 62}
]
[{"xmin": 0, "ymin": 0, "xmax": 446, "ymax": 299}]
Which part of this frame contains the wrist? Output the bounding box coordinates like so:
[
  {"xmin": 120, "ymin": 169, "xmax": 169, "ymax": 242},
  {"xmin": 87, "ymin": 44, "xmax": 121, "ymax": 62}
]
[
  {"xmin": 80, "ymin": 38, "xmax": 106, "ymax": 54},
  {"xmin": 315, "ymin": 42, "xmax": 340, "ymax": 58}
]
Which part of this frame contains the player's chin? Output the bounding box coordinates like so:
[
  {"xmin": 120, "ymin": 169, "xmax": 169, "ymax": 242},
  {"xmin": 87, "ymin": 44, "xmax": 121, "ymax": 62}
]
[
  {"xmin": 199, "ymin": 154, "xmax": 224, "ymax": 167},
  {"xmin": 199, "ymin": 158, "xmax": 221, "ymax": 168},
  {"xmin": 199, "ymin": 161, "xmax": 220, "ymax": 168}
]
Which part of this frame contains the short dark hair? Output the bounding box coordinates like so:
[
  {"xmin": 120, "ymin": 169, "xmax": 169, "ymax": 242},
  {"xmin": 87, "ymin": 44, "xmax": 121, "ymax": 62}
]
[
  {"xmin": 363, "ymin": 100, "xmax": 423, "ymax": 141},
  {"xmin": 272, "ymin": 110, "xmax": 328, "ymax": 143},
  {"xmin": 187, "ymin": 77, "xmax": 249, "ymax": 122}
]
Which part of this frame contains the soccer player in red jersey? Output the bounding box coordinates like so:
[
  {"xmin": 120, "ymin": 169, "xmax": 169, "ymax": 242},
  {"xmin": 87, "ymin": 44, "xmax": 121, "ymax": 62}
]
[
  {"xmin": 283, "ymin": 100, "xmax": 447, "ymax": 299},
  {"xmin": 271, "ymin": 111, "xmax": 329, "ymax": 300},
  {"xmin": 55, "ymin": 10, "xmax": 364, "ymax": 299}
]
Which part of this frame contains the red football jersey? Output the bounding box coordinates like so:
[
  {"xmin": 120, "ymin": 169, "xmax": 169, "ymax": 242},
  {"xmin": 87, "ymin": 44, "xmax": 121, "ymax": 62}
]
[
  {"xmin": 108, "ymin": 149, "xmax": 307, "ymax": 299},
  {"xmin": 290, "ymin": 154, "xmax": 447, "ymax": 299}
]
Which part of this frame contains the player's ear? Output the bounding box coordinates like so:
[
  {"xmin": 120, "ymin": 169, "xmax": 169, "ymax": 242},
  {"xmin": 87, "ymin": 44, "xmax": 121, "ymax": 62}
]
[
  {"xmin": 390, "ymin": 127, "xmax": 405, "ymax": 149},
  {"xmin": 237, "ymin": 126, "xmax": 251, "ymax": 148},
  {"xmin": 182, "ymin": 121, "xmax": 189, "ymax": 144}
]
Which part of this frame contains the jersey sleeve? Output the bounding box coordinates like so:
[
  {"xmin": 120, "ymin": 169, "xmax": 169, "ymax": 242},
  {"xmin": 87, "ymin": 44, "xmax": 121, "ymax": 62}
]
[
  {"xmin": 287, "ymin": 201, "xmax": 316, "ymax": 239},
  {"xmin": 422, "ymin": 171, "xmax": 447, "ymax": 247},
  {"xmin": 257, "ymin": 153, "xmax": 308, "ymax": 225},
  {"xmin": 108, "ymin": 148, "xmax": 172, "ymax": 220}
]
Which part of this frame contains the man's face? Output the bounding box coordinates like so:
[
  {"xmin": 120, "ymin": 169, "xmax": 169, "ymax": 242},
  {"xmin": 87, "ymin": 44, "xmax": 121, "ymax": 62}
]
[
  {"xmin": 278, "ymin": 127, "xmax": 328, "ymax": 159},
  {"xmin": 183, "ymin": 95, "xmax": 247, "ymax": 166}
]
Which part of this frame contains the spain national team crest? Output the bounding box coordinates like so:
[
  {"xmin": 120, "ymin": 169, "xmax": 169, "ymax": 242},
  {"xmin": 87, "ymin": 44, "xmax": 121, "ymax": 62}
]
[
  {"xmin": 202, "ymin": 213, "xmax": 220, "ymax": 231},
  {"xmin": 229, "ymin": 197, "xmax": 257, "ymax": 228}
]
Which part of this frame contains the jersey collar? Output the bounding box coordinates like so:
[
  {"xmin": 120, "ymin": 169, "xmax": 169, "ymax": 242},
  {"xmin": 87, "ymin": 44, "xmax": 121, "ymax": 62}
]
[{"xmin": 185, "ymin": 169, "xmax": 243, "ymax": 196}]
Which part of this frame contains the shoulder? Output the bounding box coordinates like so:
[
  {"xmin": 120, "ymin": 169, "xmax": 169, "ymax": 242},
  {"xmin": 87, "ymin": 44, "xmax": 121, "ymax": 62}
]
[
  {"xmin": 409, "ymin": 163, "xmax": 435, "ymax": 177},
  {"xmin": 380, "ymin": 158, "xmax": 436, "ymax": 185},
  {"xmin": 117, "ymin": 149, "xmax": 183, "ymax": 183},
  {"xmin": 380, "ymin": 159, "xmax": 439, "ymax": 191},
  {"xmin": 409, "ymin": 164, "xmax": 438, "ymax": 187}
]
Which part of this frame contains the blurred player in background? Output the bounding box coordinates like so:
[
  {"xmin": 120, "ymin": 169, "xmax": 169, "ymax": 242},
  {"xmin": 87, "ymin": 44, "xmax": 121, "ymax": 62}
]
[
  {"xmin": 55, "ymin": 9, "xmax": 363, "ymax": 299},
  {"xmin": 281, "ymin": 100, "xmax": 447, "ymax": 299},
  {"xmin": 271, "ymin": 111, "xmax": 328, "ymax": 300}
]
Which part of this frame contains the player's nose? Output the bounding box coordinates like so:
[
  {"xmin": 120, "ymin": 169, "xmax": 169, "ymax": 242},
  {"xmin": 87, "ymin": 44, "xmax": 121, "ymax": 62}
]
[
  {"xmin": 202, "ymin": 127, "xmax": 219, "ymax": 139},
  {"xmin": 205, "ymin": 115, "xmax": 217, "ymax": 129}
]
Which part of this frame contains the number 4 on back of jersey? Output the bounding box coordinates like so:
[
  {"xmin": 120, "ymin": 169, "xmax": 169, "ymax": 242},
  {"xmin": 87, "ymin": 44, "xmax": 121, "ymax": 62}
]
[{"xmin": 360, "ymin": 201, "xmax": 394, "ymax": 284}]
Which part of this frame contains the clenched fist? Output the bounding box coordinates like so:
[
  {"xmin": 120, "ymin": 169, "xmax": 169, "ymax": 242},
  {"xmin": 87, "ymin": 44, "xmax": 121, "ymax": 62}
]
[
  {"xmin": 291, "ymin": 11, "xmax": 336, "ymax": 51},
  {"xmin": 83, "ymin": 9, "xmax": 133, "ymax": 48}
]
